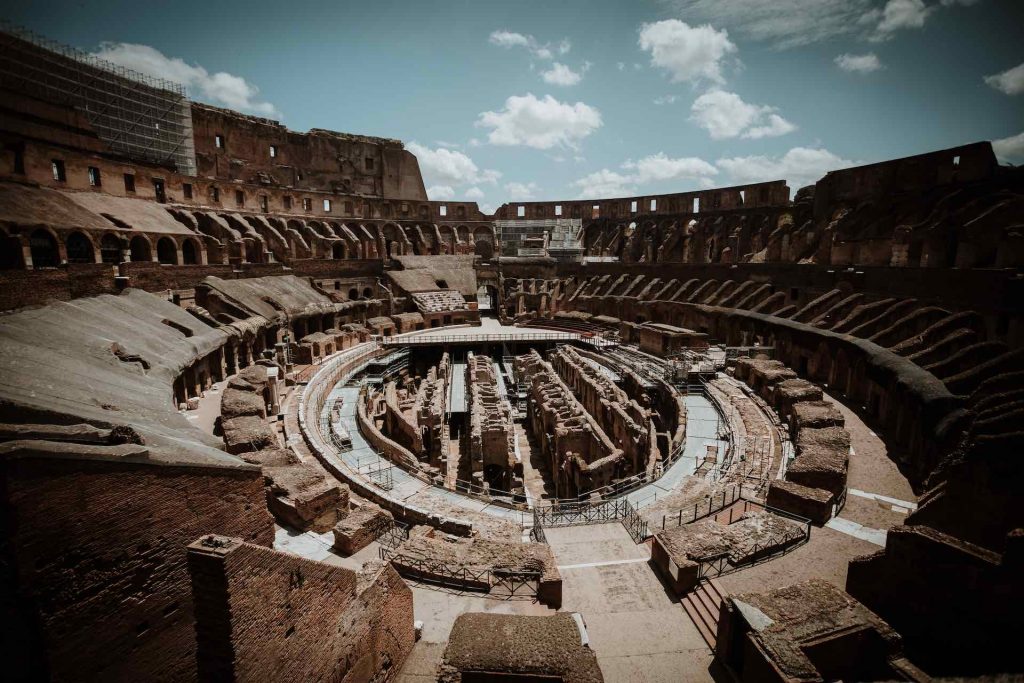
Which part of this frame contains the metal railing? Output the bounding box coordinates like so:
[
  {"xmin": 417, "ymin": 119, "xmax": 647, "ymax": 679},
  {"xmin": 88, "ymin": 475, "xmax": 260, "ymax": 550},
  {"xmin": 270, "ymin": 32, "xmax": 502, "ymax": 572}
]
[
  {"xmin": 694, "ymin": 504, "xmax": 812, "ymax": 579},
  {"xmin": 659, "ymin": 484, "xmax": 744, "ymax": 530},
  {"xmin": 378, "ymin": 331, "xmax": 619, "ymax": 348},
  {"xmin": 532, "ymin": 497, "xmax": 649, "ymax": 544},
  {"xmin": 378, "ymin": 546, "xmax": 542, "ymax": 597}
]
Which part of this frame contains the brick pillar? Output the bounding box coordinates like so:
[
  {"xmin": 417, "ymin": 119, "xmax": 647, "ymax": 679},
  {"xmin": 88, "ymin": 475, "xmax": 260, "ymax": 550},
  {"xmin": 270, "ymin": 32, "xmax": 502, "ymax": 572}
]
[{"xmin": 187, "ymin": 536, "xmax": 238, "ymax": 683}]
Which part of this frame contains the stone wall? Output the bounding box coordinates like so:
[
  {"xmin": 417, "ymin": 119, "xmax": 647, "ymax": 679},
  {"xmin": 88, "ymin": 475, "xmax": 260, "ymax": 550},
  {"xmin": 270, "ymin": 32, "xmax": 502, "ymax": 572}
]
[
  {"xmin": 0, "ymin": 444, "xmax": 274, "ymax": 682},
  {"xmin": 188, "ymin": 535, "xmax": 414, "ymax": 681}
]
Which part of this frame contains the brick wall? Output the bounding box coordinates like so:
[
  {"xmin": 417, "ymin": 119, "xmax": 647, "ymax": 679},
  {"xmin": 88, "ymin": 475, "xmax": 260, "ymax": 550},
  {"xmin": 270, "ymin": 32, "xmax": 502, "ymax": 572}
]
[
  {"xmin": 0, "ymin": 263, "xmax": 118, "ymax": 309},
  {"xmin": 188, "ymin": 537, "xmax": 414, "ymax": 682},
  {"xmin": 0, "ymin": 455, "xmax": 274, "ymax": 682}
]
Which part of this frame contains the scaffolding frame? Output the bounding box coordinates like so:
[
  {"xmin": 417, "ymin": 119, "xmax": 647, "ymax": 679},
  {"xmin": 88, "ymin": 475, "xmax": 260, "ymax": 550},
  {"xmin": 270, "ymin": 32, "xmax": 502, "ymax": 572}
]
[{"xmin": 0, "ymin": 22, "xmax": 197, "ymax": 175}]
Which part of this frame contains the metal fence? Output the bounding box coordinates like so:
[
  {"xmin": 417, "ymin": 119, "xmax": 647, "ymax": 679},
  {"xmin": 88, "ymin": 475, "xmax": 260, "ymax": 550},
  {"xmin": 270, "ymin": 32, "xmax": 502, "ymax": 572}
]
[
  {"xmin": 694, "ymin": 504, "xmax": 812, "ymax": 579},
  {"xmin": 532, "ymin": 497, "xmax": 649, "ymax": 544},
  {"xmin": 658, "ymin": 484, "xmax": 745, "ymax": 531},
  {"xmin": 378, "ymin": 546, "xmax": 541, "ymax": 597},
  {"xmin": 379, "ymin": 332, "xmax": 618, "ymax": 349}
]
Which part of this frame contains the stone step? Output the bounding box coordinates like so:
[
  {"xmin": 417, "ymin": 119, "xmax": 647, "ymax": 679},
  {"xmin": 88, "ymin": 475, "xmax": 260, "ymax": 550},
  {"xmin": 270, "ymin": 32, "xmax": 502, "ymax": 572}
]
[{"xmin": 682, "ymin": 593, "xmax": 717, "ymax": 649}]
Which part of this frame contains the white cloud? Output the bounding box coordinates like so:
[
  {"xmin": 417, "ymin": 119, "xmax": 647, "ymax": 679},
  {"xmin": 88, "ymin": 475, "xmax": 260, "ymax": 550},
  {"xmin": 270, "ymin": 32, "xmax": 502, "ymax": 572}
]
[
  {"xmin": 541, "ymin": 62, "xmax": 587, "ymax": 86},
  {"xmin": 464, "ymin": 186, "xmax": 486, "ymax": 200},
  {"xmin": 407, "ymin": 142, "xmax": 501, "ymax": 189},
  {"xmin": 426, "ymin": 185, "xmax": 455, "ymax": 200},
  {"xmin": 658, "ymin": 0, "xmax": 979, "ymax": 47},
  {"xmin": 476, "ymin": 93, "xmax": 602, "ymax": 149},
  {"xmin": 992, "ymin": 131, "xmax": 1024, "ymax": 164},
  {"xmin": 616, "ymin": 62, "xmax": 626, "ymax": 71},
  {"xmin": 622, "ymin": 153, "xmax": 718, "ymax": 183},
  {"xmin": 868, "ymin": 0, "xmax": 934, "ymax": 41},
  {"xmin": 505, "ymin": 182, "xmax": 540, "ymax": 200},
  {"xmin": 638, "ymin": 20, "xmax": 737, "ymax": 84},
  {"xmin": 488, "ymin": 30, "xmax": 569, "ymax": 60},
  {"xmin": 984, "ymin": 63, "xmax": 1024, "ymax": 96},
  {"xmin": 717, "ymin": 147, "xmax": 856, "ymax": 189},
  {"xmin": 92, "ymin": 42, "xmax": 280, "ymax": 117},
  {"xmin": 572, "ymin": 153, "xmax": 718, "ymax": 198},
  {"xmin": 653, "ymin": 95, "xmax": 680, "ymax": 105},
  {"xmin": 654, "ymin": 0, "xmax": 874, "ymax": 49},
  {"xmin": 572, "ymin": 169, "xmax": 636, "ymax": 198},
  {"xmin": 690, "ymin": 90, "xmax": 796, "ymax": 140},
  {"xmin": 835, "ymin": 52, "xmax": 884, "ymax": 73}
]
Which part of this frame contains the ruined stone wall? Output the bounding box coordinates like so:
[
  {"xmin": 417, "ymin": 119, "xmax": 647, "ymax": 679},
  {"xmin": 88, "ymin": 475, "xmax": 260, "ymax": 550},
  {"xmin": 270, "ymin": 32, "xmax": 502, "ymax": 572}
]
[
  {"xmin": 465, "ymin": 353, "xmax": 516, "ymax": 490},
  {"xmin": 188, "ymin": 536, "xmax": 414, "ymax": 682},
  {"xmin": 516, "ymin": 349, "xmax": 622, "ymax": 497},
  {"xmin": 550, "ymin": 345, "xmax": 658, "ymax": 477},
  {"xmin": 0, "ymin": 448, "xmax": 275, "ymax": 683}
]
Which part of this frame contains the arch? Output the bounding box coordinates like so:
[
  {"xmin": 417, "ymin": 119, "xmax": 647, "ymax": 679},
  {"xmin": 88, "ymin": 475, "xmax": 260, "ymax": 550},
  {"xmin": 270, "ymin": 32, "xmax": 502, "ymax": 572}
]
[
  {"xmin": 181, "ymin": 238, "xmax": 199, "ymax": 265},
  {"xmin": 65, "ymin": 231, "xmax": 96, "ymax": 264},
  {"xmin": 348, "ymin": 288, "xmax": 359, "ymax": 300},
  {"xmin": 129, "ymin": 235, "xmax": 152, "ymax": 262},
  {"xmin": 474, "ymin": 239, "xmax": 493, "ymax": 260},
  {"xmin": 100, "ymin": 234, "xmax": 122, "ymax": 264},
  {"xmin": 362, "ymin": 287, "xmax": 373, "ymax": 298},
  {"xmin": 332, "ymin": 241, "xmax": 346, "ymax": 259},
  {"xmin": 29, "ymin": 228, "xmax": 60, "ymax": 268},
  {"xmin": 156, "ymin": 237, "xmax": 178, "ymax": 265},
  {"xmin": 0, "ymin": 227, "xmax": 23, "ymax": 269}
]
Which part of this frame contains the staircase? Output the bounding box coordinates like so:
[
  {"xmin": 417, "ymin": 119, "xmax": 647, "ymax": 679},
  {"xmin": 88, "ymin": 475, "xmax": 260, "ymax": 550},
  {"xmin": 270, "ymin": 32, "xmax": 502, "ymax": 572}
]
[{"xmin": 682, "ymin": 578, "xmax": 727, "ymax": 649}]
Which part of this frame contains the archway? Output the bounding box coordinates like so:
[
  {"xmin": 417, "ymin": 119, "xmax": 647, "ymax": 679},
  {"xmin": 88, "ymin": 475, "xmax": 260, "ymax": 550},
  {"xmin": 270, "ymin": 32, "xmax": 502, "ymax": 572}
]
[
  {"xmin": 182, "ymin": 239, "xmax": 199, "ymax": 265},
  {"xmin": 363, "ymin": 287, "xmax": 373, "ymax": 298},
  {"xmin": 130, "ymin": 235, "xmax": 152, "ymax": 262},
  {"xmin": 100, "ymin": 234, "xmax": 122, "ymax": 264},
  {"xmin": 332, "ymin": 241, "xmax": 346, "ymax": 259},
  {"xmin": 156, "ymin": 237, "xmax": 178, "ymax": 265},
  {"xmin": 65, "ymin": 231, "xmax": 95, "ymax": 264},
  {"xmin": 29, "ymin": 229, "xmax": 60, "ymax": 268},
  {"xmin": 0, "ymin": 229, "xmax": 23, "ymax": 269},
  {"xmin": 348, "ymin": 288, "xmax": 359, "ymax": 300}
]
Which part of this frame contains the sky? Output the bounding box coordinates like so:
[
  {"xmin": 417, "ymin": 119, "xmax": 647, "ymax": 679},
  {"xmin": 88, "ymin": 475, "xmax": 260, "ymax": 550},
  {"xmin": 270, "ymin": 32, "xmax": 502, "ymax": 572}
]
[{"xmin": 7, "ymin": 0, "xmax": 1024, "ymax": 212}]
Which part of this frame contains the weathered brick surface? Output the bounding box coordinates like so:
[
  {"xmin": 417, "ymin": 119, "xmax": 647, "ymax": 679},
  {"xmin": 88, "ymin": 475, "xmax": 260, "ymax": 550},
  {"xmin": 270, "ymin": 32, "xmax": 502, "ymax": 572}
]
[
  {"xmin": 1, "ymin": 456, "xmax": 274, "ymax": 682},
  {"xmin": 188, "ymin": 538, "xmax": 414, "ymax": 682}
]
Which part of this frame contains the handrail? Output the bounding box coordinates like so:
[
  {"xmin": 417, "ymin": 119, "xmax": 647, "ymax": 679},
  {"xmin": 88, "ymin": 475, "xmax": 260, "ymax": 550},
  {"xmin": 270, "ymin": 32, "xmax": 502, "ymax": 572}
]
[{"xmin": 377, "ymin": 331, "xmax": 619, "ymax": 348}]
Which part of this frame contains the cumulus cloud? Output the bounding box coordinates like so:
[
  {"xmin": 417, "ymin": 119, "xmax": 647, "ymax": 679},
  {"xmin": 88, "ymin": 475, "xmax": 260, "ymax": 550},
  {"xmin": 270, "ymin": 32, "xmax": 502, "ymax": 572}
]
[
  {"xmin": 488, "ymin": 30, "xmax": 569, "ymax": 60},
  {"xmin": 984, "ymin": 63, "xmax": 1024, "ymax": 96},
  {"xmin": 622, "ymin": 153, "xmax": 718, "ymax": 183},
  {"xmin": 464, "ymin": 186, "xmax": 486, "ymax": 200},
  {"xmin": 572, "ymin": 169, "xmax": 636, "ymax": 198},
  {"xmin": 407, "ymin": 142, "xmax": 501, "ymax": 191},
  {"xmin": 835, "ymin": 52, "xmax": 884, "ymax": 73},
  {"xmin": 717, "ymin": 147, "xmax": 856, "ymax": 189},
  {"xmin": 690, "ymin": 90, "xmax": 796, "ymax": 140},
  {"xmin": 476, "ymin": 93, "xmax": 602, "ymax": 149},
  {"xmin": 505, "ymin": 182, "xmax": 540, "ymax": 200},
  {"xmin": 541, "ymin": 62, "xmax": 589, "ymax": 86},
  {"xmin": 92, "ymin": 42, "xmax": 280, "ymax": 117},
  {"xmin": 572, "ymin": 153, "xmax": 718, "ymax": 198},
  {"xmin": 866, "ymin": 0, "xmax": 934, "ymax": 41},
  {"xmin": 638, "ymin": 20, "xmax": 737, "ymax": 85},
  {"xmin": 992, "ymin": 131, "xmax": 1024, "ymax": 165},
  {"xmin": 653, "ymin": 95, "xmax": 680, "ymax": 105},
  {"xmin": 426, "ymin": 185, "xmax": 455, "ymax": 200}
]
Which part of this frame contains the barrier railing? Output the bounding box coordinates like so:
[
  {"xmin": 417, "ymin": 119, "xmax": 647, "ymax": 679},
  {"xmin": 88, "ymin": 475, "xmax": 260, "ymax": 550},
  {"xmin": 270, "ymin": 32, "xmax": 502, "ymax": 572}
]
[
  {"xmin": 659, "ymin": 484, "xmax": 745, "ymax": 530},
  {"xmin": 533, "ymin": 497, "xmax": 649, "ymax": 544},
  {"xmin": 378, "ymin": 331, "xmax": 619, "ymax": 348},
  {"xmin": 694, "ymin": 504, "xmax": 812, "ymax": 579},
  {"xmin": 378, "ymin": 546, "xmax": 542, "ymax": 597}
]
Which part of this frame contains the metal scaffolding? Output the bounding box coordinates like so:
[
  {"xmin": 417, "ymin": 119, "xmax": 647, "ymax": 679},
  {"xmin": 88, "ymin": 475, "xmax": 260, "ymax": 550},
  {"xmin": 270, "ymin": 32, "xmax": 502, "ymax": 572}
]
[{"xmin": 0, "ymin": 22, "xmax": 197, "ymax": 175}]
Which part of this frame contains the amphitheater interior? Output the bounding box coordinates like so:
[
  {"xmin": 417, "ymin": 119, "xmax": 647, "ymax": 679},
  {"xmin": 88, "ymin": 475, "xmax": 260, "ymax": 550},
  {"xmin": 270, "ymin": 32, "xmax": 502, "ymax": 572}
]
[{"xmin": 1, "ymin": 25, "xmax": 1023, "ymax": 683}]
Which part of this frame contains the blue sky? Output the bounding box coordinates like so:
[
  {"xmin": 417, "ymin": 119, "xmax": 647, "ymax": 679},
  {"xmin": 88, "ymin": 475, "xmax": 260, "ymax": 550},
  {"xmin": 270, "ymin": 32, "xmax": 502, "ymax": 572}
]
[{"xmin": 8, "ymin": 0, "xmax": 1024, "ymax": 211}]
